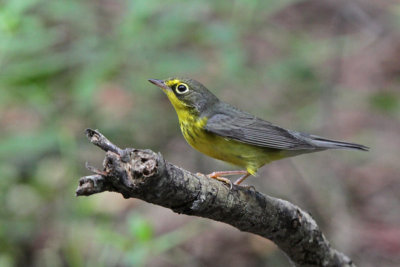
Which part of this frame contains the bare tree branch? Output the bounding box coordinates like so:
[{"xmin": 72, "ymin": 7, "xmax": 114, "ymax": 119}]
[{"xmin": 76, "ymin": 129, "xmax": 355, "ymax": 267}]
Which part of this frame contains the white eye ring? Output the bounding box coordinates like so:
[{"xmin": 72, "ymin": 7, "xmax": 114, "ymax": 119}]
[{"xmin": 176, "ymin": 83, "xmax": 189, "ymax": 94}]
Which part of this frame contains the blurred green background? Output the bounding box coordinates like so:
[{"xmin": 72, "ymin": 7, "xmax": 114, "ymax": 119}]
[{"xmin": 1, "ymin": 0, "xmax": 399, "ymax": 266}]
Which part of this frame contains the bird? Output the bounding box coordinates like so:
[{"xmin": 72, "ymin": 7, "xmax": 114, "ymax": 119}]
[{"xmin": 148, "ymin": 77, "xmax": 368, "ymax": 186}]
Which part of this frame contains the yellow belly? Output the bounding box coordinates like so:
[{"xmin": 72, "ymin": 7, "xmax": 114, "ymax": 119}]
[{"xmin": 179, "ymin": 117, "xmax": 286, "ymax": 175}]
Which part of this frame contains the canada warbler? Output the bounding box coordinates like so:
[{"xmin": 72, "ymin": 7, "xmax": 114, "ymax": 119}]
[{"xmin": 149, "ymin": 78, "xmax": 368, "ymax": 186}]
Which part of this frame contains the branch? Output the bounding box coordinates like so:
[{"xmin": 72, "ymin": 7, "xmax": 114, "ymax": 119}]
[{"xmin": 77, "ymin": 129, "xmax": 355, "ymax": 267}]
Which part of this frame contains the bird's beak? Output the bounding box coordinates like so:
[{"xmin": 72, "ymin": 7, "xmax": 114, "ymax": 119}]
[{"xmin": 148, "ymin": 79, "xmax": 169, "ymax": 90}]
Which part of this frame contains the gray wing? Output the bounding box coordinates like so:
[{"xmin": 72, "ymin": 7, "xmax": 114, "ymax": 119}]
[{"xmin": 204, "ymin": 105, "xmax": 315, "ymax": 150}]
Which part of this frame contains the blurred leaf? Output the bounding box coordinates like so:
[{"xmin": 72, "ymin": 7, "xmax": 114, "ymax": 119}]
[
  {"xmin": 5, "ymin": 184, "xmax": 42, "ymax": 217},
  {"xmin": 128, "ymin": 214, "xmax": 154, "ymax": 242},
  {"xmin": 370, "ymin": 91, "xmax": 399, "ymax": 114},
  {"xmin": 0, "ymin": 131, "xmax": 58, "ymax": 160},
  {"xmin": 0, "ymin": 254, "xmax": 14, "ymax": 267}
]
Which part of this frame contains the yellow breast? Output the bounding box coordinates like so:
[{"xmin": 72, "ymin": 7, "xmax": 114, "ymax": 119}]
[{"xmin": 178, "ymin": 111, "xmax": 285, "ymax": 175}]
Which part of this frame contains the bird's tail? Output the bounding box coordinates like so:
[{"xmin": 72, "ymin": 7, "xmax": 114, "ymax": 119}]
[{"xmin": 307, "ymin": 135, "xmax": 369, "ymax": 151}]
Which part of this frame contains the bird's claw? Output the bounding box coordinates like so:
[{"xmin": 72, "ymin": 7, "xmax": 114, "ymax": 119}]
[{"xmin": 205, "ymin": 174, "xmax": 233, "ymax": 189}]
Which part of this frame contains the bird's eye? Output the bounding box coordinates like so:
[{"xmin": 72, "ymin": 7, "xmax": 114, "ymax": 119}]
[{"xmin": 176, "ymin": 83, "xmax": 189, "ymax": 94}]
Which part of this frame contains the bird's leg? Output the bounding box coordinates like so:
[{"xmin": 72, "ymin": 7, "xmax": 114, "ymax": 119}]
[
  {"xmin": 208, "ymin": 170, "xmax": 249, "ymax": 189},
  {"xmin": 204, "ymin": 170, "xmax": 246, "ymax": 189},
  {"xmin": 207, "ymin": 170, "xmax": 248, "ymax": 177},
  {"xmin": 207, "ymin": 176, "xmax": 233, "ymax": 189},
  {"xmin": 234, "ymin": 172, "xmax": 251, "ymax": 185},
  {"xmin": 196, "ymin": 170, "xmax": 250, "ymax": 189}
]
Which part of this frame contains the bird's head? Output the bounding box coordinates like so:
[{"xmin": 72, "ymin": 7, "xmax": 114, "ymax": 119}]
[{"xmin": 148, "ymin": 77, "xmax": 218, "ymax": 114}]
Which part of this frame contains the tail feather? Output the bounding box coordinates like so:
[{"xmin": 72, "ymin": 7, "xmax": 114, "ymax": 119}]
[{"xmin": 308, "ymin": 135, "xmax": 369, "ymax": 151}]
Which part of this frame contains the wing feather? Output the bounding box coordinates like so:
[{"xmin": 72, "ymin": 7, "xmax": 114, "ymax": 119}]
[{"xmin": 204, "ymin": 105, "xmax": 314, "ymax": 150}]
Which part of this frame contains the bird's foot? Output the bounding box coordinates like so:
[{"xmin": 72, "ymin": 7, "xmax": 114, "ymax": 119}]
[
  {"xmin": 208, "ymin": 170, "xmax": 248, "ymax": 177},
  {"xmin": 197, "ymin": 170, "xmax": 251, "ymax": 190},
  {"xmin": 208, "ymin": 175, "xmax": 233, "ymax": 189},
  {"xmin": 197, "ymin": 172, "xmax": 233, "ymax": 189}
]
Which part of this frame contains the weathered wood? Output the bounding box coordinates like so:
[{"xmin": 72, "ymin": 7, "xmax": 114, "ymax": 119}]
[{"xmin": 76, "ymin": 129, "xmax": 355, "ymax": 267}]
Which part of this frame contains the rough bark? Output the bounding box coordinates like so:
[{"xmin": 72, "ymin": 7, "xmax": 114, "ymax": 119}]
[{"xmin": 76, "ymin": 128, "xmax": 355, "ymax": 267}]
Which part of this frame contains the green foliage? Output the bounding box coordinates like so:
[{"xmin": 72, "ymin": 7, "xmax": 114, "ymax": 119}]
[
  {"xmin": 370, "ymin": 91, "xmax": 399, "ymax": 114},
  {"xmin": 92, "ymin": 213, "xmax": 197, "ymax": 266}
]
